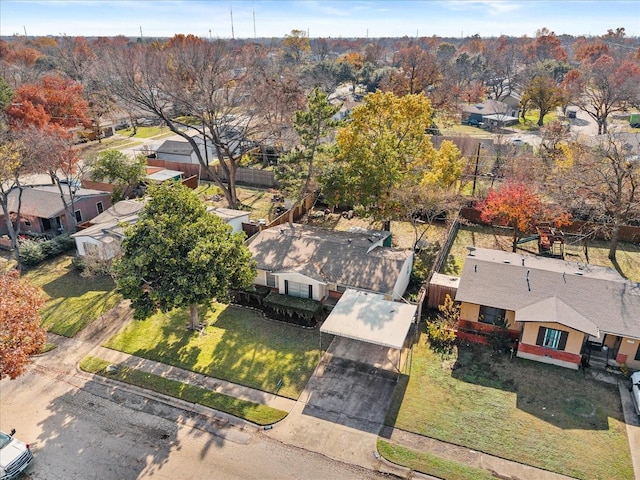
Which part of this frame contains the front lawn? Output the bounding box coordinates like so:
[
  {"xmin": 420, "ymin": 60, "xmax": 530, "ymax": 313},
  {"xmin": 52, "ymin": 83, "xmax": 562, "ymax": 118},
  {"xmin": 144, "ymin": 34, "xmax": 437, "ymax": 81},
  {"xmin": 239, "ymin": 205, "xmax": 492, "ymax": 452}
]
[
  {"xmin": 386, "ymin": 336, "xmax": 633, "ymax": 480},
  {"xmin": 103, "ymin": 303, "xmax": 330, "ymax": 399},
  {"xmin": 24, "ymin": 255, "xmax": 120, "ymax": 337}
]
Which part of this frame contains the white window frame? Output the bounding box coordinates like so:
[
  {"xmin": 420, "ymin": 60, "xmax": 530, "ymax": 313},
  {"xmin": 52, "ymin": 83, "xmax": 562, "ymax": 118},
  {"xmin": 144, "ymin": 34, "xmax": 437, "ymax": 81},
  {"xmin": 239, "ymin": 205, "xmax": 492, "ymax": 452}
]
[
  {"xmin": 543, "ymin": 328, "xmax": 562, "ymax": 349},
  {"xmin": 286, "ymin": 280, "xmax": 311, "ymax": 299}
]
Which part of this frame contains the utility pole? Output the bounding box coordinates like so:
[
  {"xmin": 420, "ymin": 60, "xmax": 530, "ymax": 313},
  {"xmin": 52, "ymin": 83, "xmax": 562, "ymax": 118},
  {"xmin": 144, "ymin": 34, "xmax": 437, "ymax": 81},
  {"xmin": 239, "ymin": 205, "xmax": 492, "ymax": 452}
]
[
  {"xmin": 472, "ymin": 141, "xmax": 481, "ymax": 197},
  {"xmin": 230, "ymin": 7, "xmax": 235, "ymax": 39},
  {"xmin": 253, "ymin": 9, "xmax": 256, "ymax": 39}
]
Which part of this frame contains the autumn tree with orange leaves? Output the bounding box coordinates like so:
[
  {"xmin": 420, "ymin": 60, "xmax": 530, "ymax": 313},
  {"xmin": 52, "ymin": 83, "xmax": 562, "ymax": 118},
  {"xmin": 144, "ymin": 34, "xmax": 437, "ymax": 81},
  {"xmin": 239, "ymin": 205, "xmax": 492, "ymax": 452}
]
[
  {"xmin": 0, "ymin": 271, "xmax": 47, "ymax": 380},
  {"xmin": 5, "ymin": 75, "xmax": 89, "ymax": 231},
  {"xmin": 6, "ymin": 74, "xmax": 90, "ymax": 133},
  {"xmin": 479, "ymin": 182, "xmax": 570, "ymax": 253}
]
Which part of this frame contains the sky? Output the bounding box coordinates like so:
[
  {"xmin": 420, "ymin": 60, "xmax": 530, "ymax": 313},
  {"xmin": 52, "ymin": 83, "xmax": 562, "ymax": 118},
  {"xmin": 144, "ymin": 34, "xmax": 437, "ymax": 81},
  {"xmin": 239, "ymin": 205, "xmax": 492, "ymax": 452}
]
[{"xmin": 0, "ymin": 0, "xmax": 639, "ymax": 39}]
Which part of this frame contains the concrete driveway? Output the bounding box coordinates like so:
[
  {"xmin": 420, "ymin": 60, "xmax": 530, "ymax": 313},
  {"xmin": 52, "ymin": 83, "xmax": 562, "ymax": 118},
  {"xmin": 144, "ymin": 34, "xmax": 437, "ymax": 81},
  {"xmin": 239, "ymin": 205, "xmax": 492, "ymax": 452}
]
[
  {"xmin": 266, "ymin": 336, "xmax": 406, "ymax": 470},
  {"xmin": 301, "ymin": 365, "xmax": 396, "ymax": 431},
  {"xmin": 301, "ymin": 337, "xmax": 402, "ymax": 431}
]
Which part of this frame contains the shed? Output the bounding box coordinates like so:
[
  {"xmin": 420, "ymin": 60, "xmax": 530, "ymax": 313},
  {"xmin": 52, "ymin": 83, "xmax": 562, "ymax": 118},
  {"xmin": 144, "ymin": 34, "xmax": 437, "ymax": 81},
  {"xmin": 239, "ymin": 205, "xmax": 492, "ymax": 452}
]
[{"xmin": 427, "ymin": 273, "xmax": 460, "ymax": 309}]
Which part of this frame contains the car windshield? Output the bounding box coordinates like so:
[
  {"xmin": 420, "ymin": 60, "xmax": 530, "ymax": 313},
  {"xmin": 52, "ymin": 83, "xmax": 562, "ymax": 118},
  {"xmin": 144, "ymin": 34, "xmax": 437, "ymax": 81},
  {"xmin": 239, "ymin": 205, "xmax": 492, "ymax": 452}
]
[{"xmin": 0, "ymin": 432, "xmax": 12, "ymax": 449}]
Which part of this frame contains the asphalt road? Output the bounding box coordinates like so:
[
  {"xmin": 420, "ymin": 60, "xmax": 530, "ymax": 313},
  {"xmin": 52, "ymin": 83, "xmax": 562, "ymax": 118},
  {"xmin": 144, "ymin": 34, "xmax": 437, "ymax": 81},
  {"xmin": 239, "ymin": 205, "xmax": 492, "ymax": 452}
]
[{"xmin": 0, "ymin": 366, "xmax": 386, "ymax": 480}]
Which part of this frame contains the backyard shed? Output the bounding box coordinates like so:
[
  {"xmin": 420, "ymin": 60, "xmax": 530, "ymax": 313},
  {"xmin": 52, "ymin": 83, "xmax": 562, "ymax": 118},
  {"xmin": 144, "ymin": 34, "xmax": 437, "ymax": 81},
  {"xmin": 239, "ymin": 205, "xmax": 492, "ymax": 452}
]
[{"xmin": 427, "ymin": 273, "xmax": 460, "ymax": 309}]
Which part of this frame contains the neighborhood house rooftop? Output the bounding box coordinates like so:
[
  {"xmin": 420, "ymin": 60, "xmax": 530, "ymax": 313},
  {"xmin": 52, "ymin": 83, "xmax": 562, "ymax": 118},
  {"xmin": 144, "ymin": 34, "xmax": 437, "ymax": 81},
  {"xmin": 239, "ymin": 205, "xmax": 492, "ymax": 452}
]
[
  {"xmin": 455, "ymin": 247, "xmax": 640, "ymax": 339},
  {"xmin": 246, "ymin": 223, "xmax": 410, "ymax": 295}
]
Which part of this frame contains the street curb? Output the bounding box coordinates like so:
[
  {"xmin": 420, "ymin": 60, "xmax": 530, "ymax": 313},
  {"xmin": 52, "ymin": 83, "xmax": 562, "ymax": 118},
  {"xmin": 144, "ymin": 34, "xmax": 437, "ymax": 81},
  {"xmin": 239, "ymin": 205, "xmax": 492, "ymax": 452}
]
[
  {"xmin": 374, "ymin": 447, "xmax": 441, "ymax": 479},
  {"xmin": 74, "ymin": 364, "xmax": 261, "ymax": 436}
]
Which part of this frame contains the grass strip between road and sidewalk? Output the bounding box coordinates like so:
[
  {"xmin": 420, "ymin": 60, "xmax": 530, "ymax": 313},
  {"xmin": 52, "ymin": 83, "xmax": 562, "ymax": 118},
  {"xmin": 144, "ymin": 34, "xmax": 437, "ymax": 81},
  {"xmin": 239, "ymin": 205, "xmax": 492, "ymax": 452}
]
[
  {"xmin": 80, "ymin": 356, "xmax": 288, "ymax": 426},
  {"xmin": 377, "ymin": 440, "xmax": 496, "ymax": 480}
]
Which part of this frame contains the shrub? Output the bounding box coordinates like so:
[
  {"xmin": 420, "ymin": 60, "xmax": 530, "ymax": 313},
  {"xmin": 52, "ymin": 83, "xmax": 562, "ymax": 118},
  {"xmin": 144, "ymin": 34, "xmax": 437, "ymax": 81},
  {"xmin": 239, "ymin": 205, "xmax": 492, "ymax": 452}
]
[
  {"xmin": 71, "ymin": 252, "xmax": 114, "ymax": 277},
  {"xmin": 19, "ymin": 234, "xmax": 75, "ymax": 266},
  {"xmin": 19, "ymin": 239, "xmax": 46, "ymax": 266},
  {"xmin": 427, "ymin": 321, "xmax": 456, "ymax": 354},
  {"xmin": 486, "ymin": 317, "xmax": 513, "ymax": 354},
  {"xmin": 427, "ymin": 294, "xmax": 459, "ymax": 355}
]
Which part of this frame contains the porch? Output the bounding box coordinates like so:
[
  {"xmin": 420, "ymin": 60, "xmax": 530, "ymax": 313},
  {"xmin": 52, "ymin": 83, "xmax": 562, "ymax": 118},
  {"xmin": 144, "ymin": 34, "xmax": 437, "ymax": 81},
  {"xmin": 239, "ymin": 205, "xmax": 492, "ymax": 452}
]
[{"xmin": 583, "ymin": 336, "xmax": 628, "ymax": 372}]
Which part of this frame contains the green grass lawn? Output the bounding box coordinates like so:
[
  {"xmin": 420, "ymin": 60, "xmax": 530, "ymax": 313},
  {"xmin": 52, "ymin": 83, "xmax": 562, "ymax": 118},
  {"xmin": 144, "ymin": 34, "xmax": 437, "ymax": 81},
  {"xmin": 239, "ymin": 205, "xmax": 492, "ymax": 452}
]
[
  {"xmin": 196, "ymin": 183, "xmax": 280, "ymax": 222},
  {"xmin": 80, "ymin": 356, "xmax": 287, "ymax": 425},
  {"xmin": 24, "ymin": 255, "xmax": 121, "ymax": 337},
  {"xmin": 116, "ymin": 126, "xmax": 171, "ymax": 138},
  {"xmin": 443, "ymin": 223, "xmax": 640, "ymax": 281},
  {"xmin": 377, "ymin": 440, "xmax": 496, "ymax": 480},
  {"xmin": 386, "ymin": 336, "xmax": 633, "ymax": 480},
  {"xmin": 515, "ymin": 109, "xmax": 559, "ymax": 131},
  {"xmin": 103, "ymin": 303, "xmax": 330, "ymax": 399}
]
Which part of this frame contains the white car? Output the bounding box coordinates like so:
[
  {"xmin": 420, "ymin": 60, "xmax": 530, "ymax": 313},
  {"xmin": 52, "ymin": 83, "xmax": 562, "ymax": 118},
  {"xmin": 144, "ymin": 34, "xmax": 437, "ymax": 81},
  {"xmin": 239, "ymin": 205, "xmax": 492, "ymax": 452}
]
[
  {"xmin": 630, "ymin": 371, "xmax": 640, "ymax": 418},
  {"xmin": 0, "ymin": 429, "xmax": 33, "ymax": 480}
]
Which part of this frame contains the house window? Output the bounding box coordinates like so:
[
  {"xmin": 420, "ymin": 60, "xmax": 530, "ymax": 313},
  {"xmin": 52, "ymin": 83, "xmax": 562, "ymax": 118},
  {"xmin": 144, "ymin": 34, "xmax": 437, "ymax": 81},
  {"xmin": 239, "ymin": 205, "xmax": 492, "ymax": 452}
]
[
  {"xmin": 535, "ymin": 327, "xmax": 569, "ymax": 351},
  {"xmin": 75, "ymin": 210, "xmax": 83, "ymax": 223},
  {"xmin": 96, "ymin": 202, "xmax": 104, "ymax": 214},
  {"xmin": 24, "ymin": 220, "xmax": 31, "ymax": 227},
  {"xmin": 285, "ymin": 280, "xmax": 312, "ymax": 299},
  {"xmin": 478, "ymin": 306, "xmax": 506, "ymax": 326},
  {"xmin": 635, "ymin": 343, "xmax": 640, "ymax": 362},
  {"xmin": 266, "ymin": 272, "xmax": 276, "ymax": 288},
  {"xmin": 336, "ymin": 284, "xmax": 347, "ymax": 293}
]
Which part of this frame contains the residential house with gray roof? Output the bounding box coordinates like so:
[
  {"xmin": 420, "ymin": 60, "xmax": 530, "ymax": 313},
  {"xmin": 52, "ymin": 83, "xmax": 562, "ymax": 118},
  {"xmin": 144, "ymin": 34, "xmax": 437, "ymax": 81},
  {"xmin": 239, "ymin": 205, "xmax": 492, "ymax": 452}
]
[
  {"xmin": 245, "ymin": 223, "xmax": 414, "ymax": 302},
  {"xmin": 0, "ymin": 185, "xmax": 111, "ymax": 238},
  {"xmin": 455, "ymin": 247, "xmax": 640, "ymax": 370}
]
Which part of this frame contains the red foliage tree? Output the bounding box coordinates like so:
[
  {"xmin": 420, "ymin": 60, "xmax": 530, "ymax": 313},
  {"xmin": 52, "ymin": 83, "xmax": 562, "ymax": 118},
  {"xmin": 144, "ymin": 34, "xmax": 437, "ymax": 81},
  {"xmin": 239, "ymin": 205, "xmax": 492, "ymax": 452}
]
[
  {"xmin": 0, "ymin": 271, "xmax": 47, "ymax": 380},
  {"xmin": 6, "ymin": 74, "xmax": 90, "ymax": 134},
  {"xmin": 479, "ymin": 182, "xmax": 570, "ymax": 252}
]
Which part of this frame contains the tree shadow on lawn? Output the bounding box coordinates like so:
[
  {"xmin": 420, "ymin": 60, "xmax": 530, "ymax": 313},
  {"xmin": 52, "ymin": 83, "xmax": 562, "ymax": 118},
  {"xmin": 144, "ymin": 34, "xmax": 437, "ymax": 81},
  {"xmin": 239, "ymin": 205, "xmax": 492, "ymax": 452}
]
[
  {"xmin": 117, "ymin": 304, "xmax": 321, "ymax": 400},
  {"xmin": 450, "ymin": 343, "xmax": 620, "ymax": 430},
  {"xmin": 208, "ymin": 306, "xmax": 322, "ymax": 399},
  {"xmin": 39, "ymin": 268, "xmax": 115, "ymax": 299}
]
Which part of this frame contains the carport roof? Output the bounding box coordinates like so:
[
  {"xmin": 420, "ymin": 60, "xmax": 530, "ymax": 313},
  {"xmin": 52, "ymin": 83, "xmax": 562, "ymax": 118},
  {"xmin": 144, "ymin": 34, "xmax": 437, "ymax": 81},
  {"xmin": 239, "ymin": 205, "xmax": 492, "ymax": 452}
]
[{"xmin": 320, "ymin": 289, "xmax": 417, "ymax": 350}]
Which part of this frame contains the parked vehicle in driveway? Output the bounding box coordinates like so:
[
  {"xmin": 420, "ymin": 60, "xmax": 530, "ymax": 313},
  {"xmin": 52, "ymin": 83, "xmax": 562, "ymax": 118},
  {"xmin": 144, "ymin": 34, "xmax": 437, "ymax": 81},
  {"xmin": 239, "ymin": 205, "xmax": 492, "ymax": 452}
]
[
  {"xmin": 0, "ymin": 429, "xmax": 33, "ymax": 480},
  {"xmin": 630, "ymin": 371, "xmax": 640, "ymax": 418}
]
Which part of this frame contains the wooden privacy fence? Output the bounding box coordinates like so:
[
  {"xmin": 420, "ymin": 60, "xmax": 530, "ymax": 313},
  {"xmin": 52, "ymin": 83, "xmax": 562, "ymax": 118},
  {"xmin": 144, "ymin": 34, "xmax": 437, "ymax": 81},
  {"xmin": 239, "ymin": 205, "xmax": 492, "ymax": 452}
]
[
  {"xmin": 422, "ymin": 213, "xmax": 461, "ymax": 311},
  {"xmin": 242, "ymin": 192, "xmax": 316, "ymax": 240},
  {"xmin": 147, "ymin": 159, "xmax": 277, "ymax": 189},
  {"xmin": 265, "ymin": 193, "xmax": 315, "ymax": 229}
]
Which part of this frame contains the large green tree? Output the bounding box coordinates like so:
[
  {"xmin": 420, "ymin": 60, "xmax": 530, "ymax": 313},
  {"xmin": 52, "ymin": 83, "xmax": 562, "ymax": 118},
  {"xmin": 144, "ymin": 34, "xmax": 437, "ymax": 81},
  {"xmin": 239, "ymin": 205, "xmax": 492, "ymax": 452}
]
[
  {"xmin": 114, "ymin": 183, "xmax": 256, "ymax": 330},
  {"xmin": 521, "ymin": 75, "xmax": 565, "ymax": 126},
  {"xmin": 276, "ymin": 88, "xmax": 340, "ymax": 222},
  {"xmin": 320, "ymin": 91, "xmax": 461, "ymax": 229},
  {"xmin": 88, "ymin": 149, "xmax": 147, "ymax": 201}
]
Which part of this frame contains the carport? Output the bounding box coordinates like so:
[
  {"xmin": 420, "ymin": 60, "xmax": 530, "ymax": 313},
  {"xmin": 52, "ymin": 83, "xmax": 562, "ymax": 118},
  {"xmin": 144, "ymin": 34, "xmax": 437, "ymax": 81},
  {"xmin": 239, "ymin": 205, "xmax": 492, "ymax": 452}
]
[{"xmin": 320, "ymin": 289, "xmax": 417, "ymax": 371}]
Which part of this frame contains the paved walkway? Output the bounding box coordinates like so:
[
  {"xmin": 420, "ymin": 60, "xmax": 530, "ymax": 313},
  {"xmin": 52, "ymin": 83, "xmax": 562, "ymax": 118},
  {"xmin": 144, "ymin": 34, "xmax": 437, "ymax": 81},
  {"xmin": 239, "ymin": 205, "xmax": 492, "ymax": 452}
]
[
  {"xmin": 84, "ymin": 343, "xmax": 580, "ymax": 480},
  {"xmin": 92, "ymin": 346, "xmax": 297, "ymax": 413},
  {"xmin": 40, "ymin": 301, "xmax": 639, "ymax": 480}
]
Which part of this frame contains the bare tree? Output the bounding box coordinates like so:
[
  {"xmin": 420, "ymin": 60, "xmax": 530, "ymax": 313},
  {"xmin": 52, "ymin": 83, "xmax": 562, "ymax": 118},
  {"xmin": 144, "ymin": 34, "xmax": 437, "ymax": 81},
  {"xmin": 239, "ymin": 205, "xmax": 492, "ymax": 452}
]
[
  {"xmin": 103, "ymin": 36, "xmax": 271, "ymax": 208},
  {"xmin": 0, "ymin": 126, "xmax": 38, "ymax": 267},
  {"xmin": 565, "ymin": 54, "xmax": 640, "ymax": 134},
  {"xmin": 552, "ymin": 134, "xmax": 639, "ymax": 263}
]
